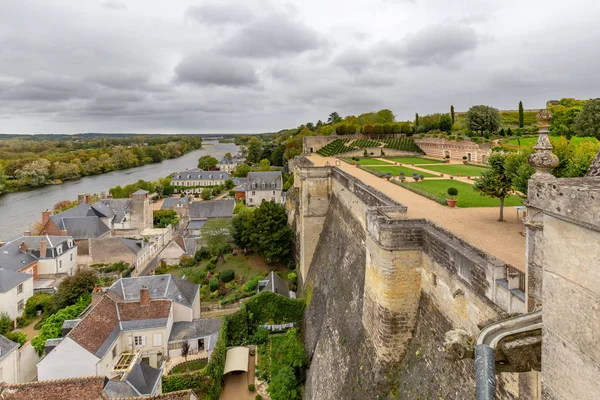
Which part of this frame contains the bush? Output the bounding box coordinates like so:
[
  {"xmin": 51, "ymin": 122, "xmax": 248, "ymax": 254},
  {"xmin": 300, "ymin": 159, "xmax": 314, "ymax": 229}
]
[
  {"xmin": 4, "ymin": 331, "xmax": 26, "ymax": 347},
  {"xmin": 447, "ymin": 187, "xmax": 458, "ymax": 197},
  {"xmin": 0, "ymin": 313, "xmax": 12, "ymax": 335},
  {"xmin": 229, "ymin": 190, "xmax": 236, "ymax": 197},
  {"xmin": 220, "ymin": 269, "xmax": 235, "ymax": 283},
  {"xmin": 244, "ymin": 275, "xmax": 264, "ymax": 292},
  {"xmin": 253, "ymin": 327, "xmax": 269, "ymax": 345},
  {"xmin": 248, "ymin": 384, "xmax": 255, "ymax": 392},
  {"xmin": 194, "ymin": 248, "xmax": 211, "ymax": 262},
  {"xmin": 256, "ymin": 396, "xmax": 263, "ymax": 400},
  {"xmin": 209, "ymin": 277, "xmax": 220, "ymax": 292},
  {"xmin": 245, "ymin": 291, "xmax": 305, "ymax": 325},
  {"xmin": 181, "ymin": 267, "xmax": 207, "ymax": 284}
]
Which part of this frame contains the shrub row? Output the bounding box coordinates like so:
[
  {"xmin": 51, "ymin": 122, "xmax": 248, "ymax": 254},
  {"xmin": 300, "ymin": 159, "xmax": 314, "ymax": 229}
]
[
  {"xmin": 381, "ymin": 138, "xmax": 424, "ymax": 153},
  {"xmin": 316, "ymin": 139, "xmax": 353, "ymax": 156}
]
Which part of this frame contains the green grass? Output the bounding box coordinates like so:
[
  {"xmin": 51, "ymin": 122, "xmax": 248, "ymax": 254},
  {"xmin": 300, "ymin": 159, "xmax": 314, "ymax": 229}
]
[
  {"xmin": 344, "ymin": 158, "xmax": 391, "ymax": 165},
  {"xmin": 418, "ymin": 164, "xmax": 488, "ymax": 176},
  {"xmin": 171, "ymin": 359, "xmax": 208, "ymax": 375},
  {"xmin": 386, "ymin": 157, "xmax": 443, "ymax": 164},
  {"xmin": 405, "ymin": 180, "xmax": 523, "ymax": 208},
  {"xmin": 365, "ymin": 165, "xmax": 436, "ymax": 177},
  {"xmin": 506, "ymin": 136, "xmax": 598, "ymax": 147}
]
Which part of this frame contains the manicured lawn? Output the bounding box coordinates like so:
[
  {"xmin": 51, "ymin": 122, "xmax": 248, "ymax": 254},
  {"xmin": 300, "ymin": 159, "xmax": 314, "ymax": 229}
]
[
  {"xmin": 171, "ymin": 359, "xmax": 208, "ymax": 374},
  {"xmin": 386, "ymin": 157, "xmax": 443, "ymax": 164},
  {"xmin": 405, "ymin": 180, "xmax": 524, "ymax": 208},
  {"xmin": 344, "ymin": 158, "xmax": 391, "ymax": 165},
  {"xmin": 365, "ymin": 165, "xmax": 436, "ymax": 177},
  {"xmin": 506, "ymin": 136, "xmax": 598, "ymax": 147},
  {"xmin": 418, "ymin": 164, "xmax": 488, "ymax": 176}
]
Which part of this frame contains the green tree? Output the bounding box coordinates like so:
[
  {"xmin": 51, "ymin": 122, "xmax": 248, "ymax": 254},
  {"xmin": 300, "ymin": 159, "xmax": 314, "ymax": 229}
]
[
  {"xmin": 15, "ymin": 159, "xmax": 51, "ymax": 187},
  {"xmin": 505, "ymin": 150, "xmax": 535, "ymax": 195},
  {"xmin": 439, "ymin": 114, "xmax": 452, "ymax": 132},
  {"xmin": 232, "ymin": 208, "xmax": 254, "ymax": 249},
  {"xmin": 327, "ymin": 111, "xmax": 342, "ymax": 124},
  {"xmin": 0, "ymin": 313, "xmax": 12, "ymax": 335},
  {"xmin": 373, "ymin": 124, "xmax": 384, "ymax": 137},
  {"xmin": 466, "ymin": 105, "xmax": 501, "ymax": 135},
  {"xmin": 336, "ymin": 124, "xmax": 347, "ymax": 135},
  {"xmin": 53, "ymin": 269, "xmax": 98, "ymax": 311},
  {"xmin": 200, "ymin": 218, "xmax": 233, "ymax": 263},
  {"xmin": 257, "ymin": 159, "xmax": 272, "ymax": 172},
  {"xmin": 224, "ymin": 152, "xmax": 232, "ymax": 160},
  {"xmin": 450, "ymin": 105, "xmax": 455, "ymax": 124},
  {"xmin": 518, "ymin": 101, "xmax": 524, "ymax": 128},
  {"xmin": 246, "ymin": 137, "xmax": 263, "ymax": 164},
  {"xmin": 224, "ymin": 179, "xmax": 235, "ymax": 190},
  {"xmin": 268, "ymin": 366, "xmax": 300, "ymax": 400},
  {"xmin": 233, "ymin": 163, "xmax": 251, "ymax": 178},
  {"xmin": 270, "ymin": 146, "xmax": 285, "ymax": 167},
  {"xmin": 245, "ymin": 202, "xmax": 293, "ymax": 263},
  {"xmin": 362, "ymin": 124, "xmax": 374, "ymax": 137},
  {"xmin": 415, "ymin": 113, "xmax": 420, "ymax": 127},
  {"xmin": 198, "ymin": 155, "xmax": 218, "ymax": 170},
  {"xmin": 0, "ymin": 166, "xmax": 6, "ymax": 194},
  {"xmin": 473, "ymin": 152, "xmax": 513, "ymax": 221},
  {"xmin": 201, "ymin": 188, "xmax": 212, "ymax": 200},
  {"xmin": 573, "ymin": 98, "xmax": 600, "ymax": 139}
]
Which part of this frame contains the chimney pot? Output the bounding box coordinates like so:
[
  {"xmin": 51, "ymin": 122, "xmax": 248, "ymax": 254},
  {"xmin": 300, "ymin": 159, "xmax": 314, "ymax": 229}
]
[
  {"xmin": 19, "ymin": 242, "xmax": 27, "ymax": 253},
  {"xmin": 0, "ymin": 241, "xmax": 5, "ymax": 248},
  {"xmin": 140, "ymin": 285, "xmax": 150, "ymax": 306},
  {"xmin": 78, "ymin": 194, "xmax": 86, "ymax": 204},
  {"xmin": 42, "ymin": 210, "xmax": 51, "ymax": 226},
  {"xmin": 60, "ymin": 229, "xmax": 68, "ymax": 237},
  {"xmin": 39, "ymin": 239, "xmax": 48, "ymax": 258},
  {"xmin": 24, "ymin": 231, "xmax": 31, "ymax": 237}
]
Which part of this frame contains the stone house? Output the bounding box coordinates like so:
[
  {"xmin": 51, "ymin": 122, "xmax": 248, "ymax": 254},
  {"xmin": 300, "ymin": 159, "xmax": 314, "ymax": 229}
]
[
  {"xmin": 216, "ymin": 157, "xmax": 237, "ymax": 174},
  {"xmin": 160, "ymin": 195, "xmax": 193, "ymax": 217},
  {"xmin": 0, "ymin": 334, "xmax": 19, "ymax": 383},
  {"xmin": 37, "ymin": 275, "xmax": 220, "ymax": 387},
  {"xmin": 0, "ymin": 268, "xmax": 33, "ymax": 320},
  {"xmin": 246, "ymin": 171, "xmax": 284, "ymax": 207},
  {"xmin": 187, "ymin": 199, "xmax": 235, "ymax": 237},
  {"xmin": 39, "ymin": 191, "xmax": 153, "ymax": 255},
  {"xmin": 89, "ymin": 238, "xmax": 154, "ymax": 274},
  {"xmin": 171, "ymin": 169, "xmax": 233, "ymax": 194}
]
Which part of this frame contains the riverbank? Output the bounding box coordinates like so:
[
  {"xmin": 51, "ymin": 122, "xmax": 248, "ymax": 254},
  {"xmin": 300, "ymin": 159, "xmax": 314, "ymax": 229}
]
[{"xmin": 0, "ymin": 141, "xmax": 239, "ymax": 240}]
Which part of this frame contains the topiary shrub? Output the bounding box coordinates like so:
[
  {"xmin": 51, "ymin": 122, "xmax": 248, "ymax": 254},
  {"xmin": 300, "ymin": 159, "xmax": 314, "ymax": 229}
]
[
  {"xmin": 248, "ymin": 384, "xmax": 255, "ymax": 392},
  {"xmin": 220, "ymin": 269, "xmax": 235, "ymax": 283},
  {"xmin": 447, "ymin": 187, "xmax": 458, "ymax": 198},
  {"xmin": 209, "ymin": 277, "xmax": 220, "ymax": 292},
  {"xmin": 255, "ymin": 395, "xmax": 263, "ymax": 400}
]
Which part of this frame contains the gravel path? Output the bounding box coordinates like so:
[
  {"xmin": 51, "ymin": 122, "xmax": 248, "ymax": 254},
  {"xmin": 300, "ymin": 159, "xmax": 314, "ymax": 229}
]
[{"xmin": 308, "ymin": 155, "xmax": 526, "ymax": 270}]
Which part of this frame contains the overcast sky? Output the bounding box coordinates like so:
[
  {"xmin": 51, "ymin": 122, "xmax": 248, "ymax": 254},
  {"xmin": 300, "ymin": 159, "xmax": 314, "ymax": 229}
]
[{"xmin": 1, "ymin": 0, "xmax": 599, "ymax": 134}]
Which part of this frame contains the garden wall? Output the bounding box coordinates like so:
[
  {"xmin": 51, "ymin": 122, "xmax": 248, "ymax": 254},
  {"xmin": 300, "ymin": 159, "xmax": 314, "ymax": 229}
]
[
  {"xmin": 415, "ymin": 138, "xmax": 492, "ymax": 163},
  {"xmin": 303, "ymin": 134, "xmax": 364, "ymax": 153},
  {"xmin": 335, "ymin": 148, "xmax": 417, "ymax": 158}
]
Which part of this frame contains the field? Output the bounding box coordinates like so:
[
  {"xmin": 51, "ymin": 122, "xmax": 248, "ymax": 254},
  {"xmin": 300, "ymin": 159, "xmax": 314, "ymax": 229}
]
[
  {"xmin": 418, "ymin": 164, "xmax": 488, "ymax": 176},
  {"xmin": 386, "ymin": 157, "xmax": 443, "ymax": 165},
  {"xmin": 365, "ymin": 165, "xmax": 436, "ymax": 177},
  {"xmin": 404, "ymin": 180, "xmax": 524, "ymax": 208}
]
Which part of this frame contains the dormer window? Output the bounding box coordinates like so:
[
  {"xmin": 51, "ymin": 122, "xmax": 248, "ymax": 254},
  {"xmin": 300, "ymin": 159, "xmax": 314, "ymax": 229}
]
[
  {"xmin": 271, "ymin": 180, "xmax": 276, "ymax": 189},
  {"xmin": 187, "ymin": 175, "xmax": 191, "ymax": 179},
  {"xmin": 57, "ymin": 246, "xmax": 63, "ymax": 255},
  {"xmin": 262, "ymin": 182, "xmax": 266, "ymax": 189},
  {"xmin": 176, "ymin": 175, "xmax": 180, "ymax": 179},
  {"xmin": 220, "ymin": 174, "xmax": 223, "ymax": 179},
  {"xmin": 252, "ymin": 182, "xmax": 257, "ymax": 189},
  {"xmin": 209, "ymin": 174, "xmax": 213, "ymax": 179}
]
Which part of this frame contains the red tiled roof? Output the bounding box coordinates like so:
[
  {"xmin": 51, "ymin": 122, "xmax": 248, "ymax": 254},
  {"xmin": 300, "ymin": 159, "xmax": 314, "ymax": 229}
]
[
  {"xmin": 117, "ymin": 299, "xmax": 171, "ymax": 321},
  {"xmin": 0, "ymin": 376, "xmax": 106, "ymax": 400},
  {"xmin": 69, "ymin": 296, "xmax": 118, "ymax": 356}
]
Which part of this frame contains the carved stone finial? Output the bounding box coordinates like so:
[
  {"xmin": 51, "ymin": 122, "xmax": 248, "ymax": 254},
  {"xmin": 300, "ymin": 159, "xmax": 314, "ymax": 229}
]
[{"xmin": 528, "ymin": 110, "xmax": 559, "ymax": 177}]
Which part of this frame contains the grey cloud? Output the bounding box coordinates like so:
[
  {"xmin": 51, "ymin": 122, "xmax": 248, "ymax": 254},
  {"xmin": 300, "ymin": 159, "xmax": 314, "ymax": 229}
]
[
  {"xmin": 174, "ymin": 53, "xmax": 259, "ymax": 87},
  {"xmin": 219, "ymin": 14, "xmax": 321, "ymax": 58},
  {"xmin": 334, "ymin": 49, "xmax": 373, "ymax": 74},
  {"xmin": 386, "ymin": 23, "xmax": 479, "ymax": 66},
  {"xmin": 186, "ymin": 2, "xmax": 254, "ymax": 24},
  {"xmin": 102, "ymin": 0, "xmax": 127, "ymax": 10},
  {"xmin": 0, "ymin": 74, "xmax": 95, "ymax": 102}
]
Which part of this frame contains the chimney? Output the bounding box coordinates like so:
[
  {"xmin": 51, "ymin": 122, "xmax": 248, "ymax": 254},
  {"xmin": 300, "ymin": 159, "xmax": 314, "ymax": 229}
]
[
  {"xmin": 107, "ymin": 193, "xmax": 113, "ymax": 199},
  {"xmin": 85, "ymin": 193, "xmax": 90, "ymax": 204},
  {"xmin": 78, "ymin": 194, "xmax": 86, "ymax": 204},
  {"xmin": 39, "ymin": 239, "xmax": 48, "ymax": 258},
  {"xmin": 60, "ymin": 229, "xmax": 68, "ymax": 236},
  {"xmin": 24, "ymin": 231, "xmax": 31, "ymax": 237},
  {"xmin": 140, "ymin": 285, "xmax": 150, "ymax": 306},
  {"xmin": 0, "ymin": 241, "xmax": 5, "ymax": 248},
  {"xmin": 19, "ymin": 242, "xmax": 27, "ymax": 253},
  {"xmin": 42, "ymin": 210, "xmax": 51, "ymax": 226}
]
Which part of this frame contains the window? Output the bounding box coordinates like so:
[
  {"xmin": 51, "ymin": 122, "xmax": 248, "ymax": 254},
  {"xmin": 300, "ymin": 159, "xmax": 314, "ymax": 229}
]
[
  {"xmin": 112, "ymin": 346, "xmax": 117, "ymax": 359},
  {"xmin": 153, "ymin": 333, "xmax": 162, "ymax": 346},
  {"xmin": 273, "ymin": 191, "xmax": 275, "ymax": 195},
  {"xmin": 168, "ymin": 342, "xmax": 182, "ymax": 350},
  {"xmin": 70, "ymin": 253, "xmax": 73, "ymax": 262},
  {"xmin": 262, "ymin": 182, "xmax": 266, "ymax": 189},
  {"xmin": 134, "ymin": 336, "xmax": 145, "ymax": 346},
  {"xmin": 17, "ymin": 284, "xmax": 23, "ymax": 294},
  {"xmin": 252, "ymin": 191, "xmax": 256, "ymax": 196},
  {"xmin": 59, "ymin": 260, "xmax": 63, "ymax": 270},
  {"xmin": 18, "ymin": 300, "xmax": 24, "ymax": 311},
  {"xmin": 142, "ymin": 357, "xmax": 150, "ymax": 365},
  {"xmin": 57, "ymin": 246, "xmax": 62, "ymax": 255},
  {"xmin": 271, "ymin": 197, "xmax": 276, "ymax": 202}
]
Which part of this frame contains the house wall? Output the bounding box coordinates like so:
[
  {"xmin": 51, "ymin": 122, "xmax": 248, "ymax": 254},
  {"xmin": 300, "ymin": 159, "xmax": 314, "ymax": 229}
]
[
  {"xmin": 116, "ymin": 327, "xmax": 169, "ymax": 370},
  {"xmin": 89, "ymin": 239, "xmax": 136, "ymax": 267},
  {"xmin": 217, "ymin": 163, "xmax": 236, "ymax": 173},
  {"xmin": 414, "ymin": 138, "xmax": 492, "ymax": 163},
  {"xmin": 17, "ymin": 342, "xmax": 40, "ymax": 382},
  {"xmin": 0, "ymin": 276, "xmax": 33, "ymax": 320},
  {"xmin": 0, "ymin": 349, "xmax": 18, "ymax": 384},
  {"xmin": 37, "ymin": 246, "xmax": 78, "ymax": 276},
  {"xmin": 173, "ymin": 302, "xmax": 193, "ymax": 323},
  {"xmin": 37, "ymin": 337, "xmax": 99, "ymax": 381},
  {"xmin": 246, "ymin": 190, "xmax": 284, "ymax": 207}
]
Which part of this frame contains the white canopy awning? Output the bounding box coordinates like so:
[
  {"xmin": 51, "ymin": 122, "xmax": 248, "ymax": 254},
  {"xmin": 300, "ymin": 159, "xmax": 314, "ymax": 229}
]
[{"xmin": 223, "ymin": 347, "xmax": 249, "ymax": 375}]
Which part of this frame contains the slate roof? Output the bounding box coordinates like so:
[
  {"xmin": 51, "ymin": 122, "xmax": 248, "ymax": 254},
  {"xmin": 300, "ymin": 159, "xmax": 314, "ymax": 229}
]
[
  {"xmin": 169, "ymin": 319, "xmax": 222, "ymax": 343},
  {"xmin": 0, "ymin": 268, "xmax": 32, "ymax": 293},
  {"xmin": 218, "ymin": 157, "xmax": 235, "ymax": 164},
  {"xmin": 172, "ymin": 170, "xmax": 232, "ymax": 181},
  {"xmin": 103, "ymin": 380, "xmax": 138, "ymax": 398},
  {"xmin": 185, "ymin": 220, "xmax": 206, "ymax": 231},
  {"xmin": 0, "ymin": 334, "xmax": 18, "ymax": 361},
  {"xmin": 247, "ymin": 171, "xmax": 283, "ymax": 191},
  {"xmin": 127, "ymin": 360, "xmax": 162, "ymax": 395},
  {"xmin": 0, "ymin": 376, "xmax": 107, "ymax": 400},
  {"xmin": 108, "ymin": 275, "xmax": 199, "ymax": 309},
  {"xmin": 0, "ymin": 241, "xmax": 37, "ymax": 272},
  {"xmin": 133, "ymin": 189, "xmax": 149, "ymax": 195},
  {"xmin": 258, "ymin": 271, "xmax": 291, "ymax": 298},
  {"xmin": 161, "ymin": 196, "xmax": 191, "ymax": 210},
  {"xmin": 119, "ymin": 238, "xmax": 145, "ymax": 255},
  {"xmin": 189, "ymin": 199, "xmax": 234, "ymax": 219},
  {"xmin": 62, "ymin": 217, "xmax": 111, "ymax": 240}
]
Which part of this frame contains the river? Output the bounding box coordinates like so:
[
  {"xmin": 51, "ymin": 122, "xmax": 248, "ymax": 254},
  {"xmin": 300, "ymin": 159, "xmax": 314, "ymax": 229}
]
[{"xmin": 0, "ymin": 140, "xmax": 238, "ymax": 240}]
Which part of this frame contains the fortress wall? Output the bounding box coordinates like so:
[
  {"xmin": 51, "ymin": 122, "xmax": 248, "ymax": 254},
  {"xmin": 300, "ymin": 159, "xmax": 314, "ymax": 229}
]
[
  {"xmin": 415, "ymin": 138, "xmax": 492, "ymax": 163},
  {"xmin": 292, "ymin": 160, "xmax": 531, "ymax": 399}
]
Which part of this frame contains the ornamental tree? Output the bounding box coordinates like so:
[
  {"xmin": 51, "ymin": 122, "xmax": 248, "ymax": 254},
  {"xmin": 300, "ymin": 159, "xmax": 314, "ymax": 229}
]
[
  {"xmin": 573, "ymin": 98, "xmax": 600, "ymax": 139},
  {"xmin": 466, "ymin": 105, "xmax": 501, "ymax": 135},
  {"xmin": 473, "ymin": 152, "xmax": 513, "ymax": 221}
]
